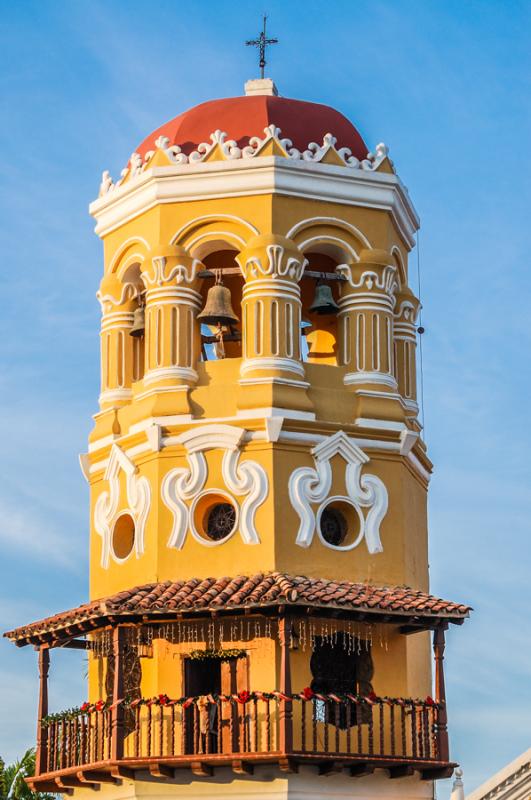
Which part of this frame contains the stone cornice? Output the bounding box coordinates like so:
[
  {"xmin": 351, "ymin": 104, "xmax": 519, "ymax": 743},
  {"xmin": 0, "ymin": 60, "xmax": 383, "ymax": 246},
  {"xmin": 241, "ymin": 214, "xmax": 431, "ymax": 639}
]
[{"xmin": 89, "ymin": 156, "xmax": 420, "ymax": 248}]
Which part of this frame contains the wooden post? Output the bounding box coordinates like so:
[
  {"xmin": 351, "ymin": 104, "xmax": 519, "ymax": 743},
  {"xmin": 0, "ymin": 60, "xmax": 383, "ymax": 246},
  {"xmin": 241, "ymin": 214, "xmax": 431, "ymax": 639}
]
[
  {"xmin": 278, "ymin": 615, "xmax": 293, "ymax": 754},
  {"xmin": 111, "ymin": 626, "xmax": 126, "ymax": 761},
  {"xmin": 433, "ymin": 627, "xmax": 449, "ymax": 762},
  {"xmin": 36, "ymin": 647, "xmax": 50, "ymax": 776}
]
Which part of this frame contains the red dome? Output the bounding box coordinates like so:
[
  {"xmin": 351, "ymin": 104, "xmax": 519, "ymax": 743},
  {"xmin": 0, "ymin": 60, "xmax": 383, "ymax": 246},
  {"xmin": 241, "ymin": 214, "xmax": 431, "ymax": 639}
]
[{"xmin": 137, "ymin": 94, "xmax": 368, "ymax": 160}]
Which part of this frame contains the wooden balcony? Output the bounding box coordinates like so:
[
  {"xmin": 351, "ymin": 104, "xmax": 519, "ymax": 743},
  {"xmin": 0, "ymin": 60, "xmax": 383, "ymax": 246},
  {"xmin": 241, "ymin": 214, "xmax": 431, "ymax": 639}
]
[{"xmin": 31, "ymin": 692, "xmax": 454, "ymax": 793}]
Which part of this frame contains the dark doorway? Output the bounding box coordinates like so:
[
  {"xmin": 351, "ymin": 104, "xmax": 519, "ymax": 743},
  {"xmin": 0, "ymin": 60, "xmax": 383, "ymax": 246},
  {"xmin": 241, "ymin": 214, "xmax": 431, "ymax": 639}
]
[
  {"xmin": 184, "ymin": 657, "xmax": 222, "ymax": 754},
  {"xmin": 310, "ymin": 633, "xmax": 374, "ymax": 727}
]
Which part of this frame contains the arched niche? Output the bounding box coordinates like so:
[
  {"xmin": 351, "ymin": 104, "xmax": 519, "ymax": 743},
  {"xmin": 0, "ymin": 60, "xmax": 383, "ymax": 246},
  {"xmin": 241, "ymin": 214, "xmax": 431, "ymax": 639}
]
[
  {"xmin": 197, "ymin": 246, "xmax": 243, "ymax": 361},
  {"xmin": 300, "ymin": 250, "xmax": 347, "ymax": 367}
]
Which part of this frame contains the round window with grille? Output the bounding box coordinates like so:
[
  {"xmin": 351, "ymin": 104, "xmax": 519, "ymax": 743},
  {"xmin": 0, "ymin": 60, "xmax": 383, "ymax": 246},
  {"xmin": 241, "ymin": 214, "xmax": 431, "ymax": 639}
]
[{"xmin": 191, "ymin": 491, "xmax": 238, "ymax": 545}]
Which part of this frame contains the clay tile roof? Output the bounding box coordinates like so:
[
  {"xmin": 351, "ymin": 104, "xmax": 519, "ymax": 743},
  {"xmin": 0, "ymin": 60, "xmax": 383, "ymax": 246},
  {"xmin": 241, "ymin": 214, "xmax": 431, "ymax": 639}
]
[{"xmin": 4, "ymin": 573, "xmax": 471, "ymax": 646}]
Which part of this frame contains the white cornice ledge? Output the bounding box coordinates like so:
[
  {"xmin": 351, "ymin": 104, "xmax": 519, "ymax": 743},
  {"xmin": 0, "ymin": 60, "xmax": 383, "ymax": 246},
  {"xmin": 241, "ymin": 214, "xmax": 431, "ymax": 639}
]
[{"xmin": 89, "ymin": 157, "xmax": 420, "ymax": 248}]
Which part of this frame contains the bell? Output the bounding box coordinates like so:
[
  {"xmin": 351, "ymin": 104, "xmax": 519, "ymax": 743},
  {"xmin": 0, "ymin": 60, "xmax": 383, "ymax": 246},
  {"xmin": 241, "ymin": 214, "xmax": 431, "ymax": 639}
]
[
  {"xmin": 197, "ymin": 280, "xmax": 239, "ymax": 327},
  {"xmin": 309, "ymin": 282, "xmax": 339, "ymax": 315},
  {"xmin": 129, "ymin": 305, "xmax": 145, "ymax": 337}
]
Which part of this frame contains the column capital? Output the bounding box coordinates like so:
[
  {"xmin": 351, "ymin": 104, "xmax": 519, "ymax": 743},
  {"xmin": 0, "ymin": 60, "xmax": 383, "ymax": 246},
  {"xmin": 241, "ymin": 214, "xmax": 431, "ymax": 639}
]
[
  {"xmin": 142, "ymin": 244, "xmax": 204, "ymax": 291},
  {"xmin": 394, "ymin": 284, "xmax": 420, "ymax": 324},
  {"xmin": 237, "ymin": 234, "xmax": 307, "ymax": 283},
  {"xmin": 338, "ymin": 249, "xmax": 397, "ymax": 298},
  {"xmin": 97, "ymin": 274, "xmax": 139, "ymax": 314}
]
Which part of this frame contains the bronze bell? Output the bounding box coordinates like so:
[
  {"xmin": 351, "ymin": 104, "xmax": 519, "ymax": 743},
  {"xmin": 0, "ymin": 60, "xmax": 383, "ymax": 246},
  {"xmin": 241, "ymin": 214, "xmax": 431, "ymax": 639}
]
[
  {"xmin": 309, "ymin": 282, "xmax": 339, "ymax": 315},
  {"xmin": 130, "ymin": 305, "xmax": 145, "ymax": 337},
  {"xmin": 197, "ymin": 279, "xmax": 239, "ymax": 327}
]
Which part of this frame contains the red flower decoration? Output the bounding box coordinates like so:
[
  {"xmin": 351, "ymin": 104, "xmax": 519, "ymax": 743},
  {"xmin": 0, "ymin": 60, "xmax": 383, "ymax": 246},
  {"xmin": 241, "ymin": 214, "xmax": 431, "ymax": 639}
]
[
  {"xmin": 158, "ymin": 694, "xmax": 170, "ymax": 706},
  {"xmin": 425, "ymin": 695, "xmax": 435, "ymax": 706},
  {"xmin": 80, "ymin": 702, "xmax": 90, "ymax": 712},
  {"xmin": 301, "ymin": 687, "xmax": 314, "ymax": 701},
  {"xmin": 367, "ymin": 691, "xmax": 378, "ymax": 702},
  {"xmin": 95, "ymin": 700, "xmax": 104, "ymax": 712},
  {"xmin": 237, "ymin": 690, "xmax": 251, "ymax": 705}
]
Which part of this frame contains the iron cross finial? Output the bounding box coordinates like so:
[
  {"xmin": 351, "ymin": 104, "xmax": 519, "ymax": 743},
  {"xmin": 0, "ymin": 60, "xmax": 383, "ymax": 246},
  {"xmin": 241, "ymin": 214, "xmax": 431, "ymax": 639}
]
[{"xmin": 245, "ymin": 15, "xmax": 278, "ymax": 79}]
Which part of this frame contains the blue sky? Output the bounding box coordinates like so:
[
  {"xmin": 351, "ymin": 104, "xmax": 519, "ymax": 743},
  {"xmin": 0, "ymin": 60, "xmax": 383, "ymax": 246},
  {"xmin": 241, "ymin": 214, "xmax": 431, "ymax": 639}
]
[{"xmin": 0, "ymin": 0, "xmax": 530, "ymax": 793}]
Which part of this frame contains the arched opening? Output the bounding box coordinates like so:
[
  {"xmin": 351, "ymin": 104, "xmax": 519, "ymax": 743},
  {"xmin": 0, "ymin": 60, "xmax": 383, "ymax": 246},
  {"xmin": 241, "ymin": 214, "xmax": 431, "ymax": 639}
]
[
  {"xmin": 121, "ymin": 263, "xmax": 145, "ymax": 382},
  {"xmin": 198, "ymin": 249, "xmax": 243, "ymax": 361},
  {"xmin": 300, "ymin": 252, "xmax": 342, "ymax": 366}
]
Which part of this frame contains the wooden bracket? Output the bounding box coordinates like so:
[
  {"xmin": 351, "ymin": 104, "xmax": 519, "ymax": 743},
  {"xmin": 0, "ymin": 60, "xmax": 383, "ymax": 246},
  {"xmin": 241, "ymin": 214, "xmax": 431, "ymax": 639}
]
[
  {"xmin": 349, "ymin": 764, "xmax": 375, "ymax": 778},
  {"xmin": 279, "ymin": 757, "xmax": 298, "ymax": 773},
  {"xmin": 388, "ymin": 765, "xmax": 415, "ymax": 779},
  {"xmin": 149, "ymin": 764, "xmax": 175, "ymax": 779},
  {"xmin": 232, "ymin": 759, "xmax": 253, "ymax": 775},
  {"xmin": 191, "ymin": 761, "xmax": 213, "ymax": 777}
]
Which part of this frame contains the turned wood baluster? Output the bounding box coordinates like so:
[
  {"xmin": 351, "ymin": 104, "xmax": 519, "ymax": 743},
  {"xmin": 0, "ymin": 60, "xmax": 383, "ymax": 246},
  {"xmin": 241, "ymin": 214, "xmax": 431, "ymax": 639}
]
[
  {"xmin": 170, "ymin": 705, "xmax": 176, "ymax": 756},
  {"xmin": 401, "ymin": 705, "xmax": 407, "ymax": 755},
  {"xmin": 180, "ymin": 704, "xmax": 186, "ymax": 755},
  {"xmin": 60, "ymin": 718, "xmax": 66, "ymax": 769},
  {"xmin": 411, "ymin": 703, "xmax": 418, "ymax": 758},
  {"xmin": 134, "ymin": 706, "xmax": 140, "ymax": 757},
  {"xmin": 423, "ymin": 706, "xmax": 430, "ymax": 757},
  {"xmin": 111, "ymin": 626, "xmax": 126, "ymax": 761},
  {"xmin": 346, "ymin": 702, "xmax": 352, "ymax": 754},
  {"xmin": 356, "ymin": 702, "xmax": 363, "ymax": 754},
  {"xmin": 265, "ymin": 698, "xmax": 271, "ymax": 752},
  {"xmin": 194, "ymin": 702, "xmax": 200, "ymax": 754},
  {"xmin": 379, "ymin": 702, "xmax": 385, "ymax": 755},
  {"xmin": 159, "ymin": 706, "xmax": 164, "ymax": 756},
  {"xmin": 147, "ymin": 704, "xmax": 153, "ymax": 756},
  {"xmin": 301, "ymin": 698, "xmax": 306, "ymax": 752},
  {"xmin": 252, "ymin": 698, "xmax": 258, "ymax": 752},
  {"xmin": 216, "ymin": 699, "xmax": 222, "ymax": 754},
  {"xmin": 390, "ymin": 704, "xmax": 396, "ymax": 755},
  {"xmin": 312, "ymin": 700, "xmax": 317, "ymax": 752},
  {"xmin": 36, "ymin": 647, "xmax": 50, "ymax": 776},
  {"xmin": 334, "ymin": 702, "xmax": 340, "ymax": 753},
  {"xmin": 433, "ymin": 627, "xmax": 450, "ymax": 761},
  {"xmin": 278, "ymin": 616, "xmax": 293, "ymax": 754},
  {"xmin": 367, "ymin": 703, "xmax": 374, "ymax": 755},
  {"xmin": 323, "ymin": 706, "xmax": 329, "ymax": 754}
]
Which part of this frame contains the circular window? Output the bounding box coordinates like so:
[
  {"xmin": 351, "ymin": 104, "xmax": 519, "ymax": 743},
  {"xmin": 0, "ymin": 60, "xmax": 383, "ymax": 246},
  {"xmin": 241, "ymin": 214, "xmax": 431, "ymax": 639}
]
[
  {"xmin": 320, "ymin": 506, "xmax": 348, "ymax": 546},
  {"xmin": 112, "ymin": 513, "xmax": 136, "ymax": 560},
  {"xmin": 317, "ymin": 498, "xmax": 364, "ymax": 550},
  {"xmin": 191, "ymin": 491, "xmax": 238, "ymax": 545}
]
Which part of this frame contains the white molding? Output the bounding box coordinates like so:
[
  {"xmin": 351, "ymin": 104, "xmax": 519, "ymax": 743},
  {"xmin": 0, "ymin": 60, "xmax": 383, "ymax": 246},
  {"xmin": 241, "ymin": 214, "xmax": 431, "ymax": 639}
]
[
  {"xmin": 90, "ymin": 157, "xmax": 419, "ymax": 248},
  {"xmin": 171, "ymin": 213, "xmax": 259, "ymax": 245},
  {"xmin": 189, "ymin": 488, "xmax": 240, "ymax": 547},
  {"xmin": 316, "ymin": 495, "xmax": 365, "ymax": 551},
  {"xmin": 355, "ymin": 418, "xmax": 406, "ymax": 432},
  {"xmin": 288, "ymin": 430, "xmax": 388, "ymax": 552},
  {"xmin": 240, "ymin": 356, "xmax": 306, "ymax": 377},
  {"xmin": 287, "ymin": 216, "xmax": 371, "ymax": 249},
  {"xmin": 345, "ymin": 371, "xmax": 398, "ymax": 389},
  {"xmin": 98, "ymin": 388, "xmax": 133, "ymax": 405},
  {"xmin": 93, "ymin": 444, "xmax": 151, "ymax": 568},
  {"xmin": 162, "ymin": 425, "xmax": 268, "ymax": 549},
  {"xmin": 235, "ymin": 407, "xmax": 316, "ymax": 421},
  {"xmin": 143, "ymin": 366, "xmax": 198, "ymax": 385},
  {"xmin": 239, "ymin": 376, "xmax": 310, "ymax": 389}
]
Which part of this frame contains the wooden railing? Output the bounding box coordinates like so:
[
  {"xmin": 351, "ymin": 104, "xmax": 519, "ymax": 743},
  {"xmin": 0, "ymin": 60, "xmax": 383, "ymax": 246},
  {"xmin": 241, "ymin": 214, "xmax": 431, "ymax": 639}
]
[{"xmin": 41, "ymin": 694, "xmax": 445, "ymax": 774}]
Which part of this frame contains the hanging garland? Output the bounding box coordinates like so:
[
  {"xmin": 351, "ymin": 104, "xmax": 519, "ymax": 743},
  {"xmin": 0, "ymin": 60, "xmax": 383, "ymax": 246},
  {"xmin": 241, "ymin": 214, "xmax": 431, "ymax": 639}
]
[
  {"xmin": 40, "ymin": 691, "xmax": 439, "ymax": 726},
  {"xmin": 187, "ymin": 648, "xmax": 247, "ymax": 661}
]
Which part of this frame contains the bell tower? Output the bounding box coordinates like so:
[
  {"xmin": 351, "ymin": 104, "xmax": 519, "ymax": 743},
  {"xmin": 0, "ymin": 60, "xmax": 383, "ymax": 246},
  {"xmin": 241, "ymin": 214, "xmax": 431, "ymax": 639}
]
[{"xmin": 7, "ymin": 78, "xmax": 469, "ymax": 800}]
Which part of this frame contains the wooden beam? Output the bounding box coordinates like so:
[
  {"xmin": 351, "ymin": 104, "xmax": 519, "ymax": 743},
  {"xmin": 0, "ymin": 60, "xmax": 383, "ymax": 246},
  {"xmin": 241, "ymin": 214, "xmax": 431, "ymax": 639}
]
[
  {"xmin": 59, "ymin": 775, "xmax": 99, "ymax": 790},
  {"xmin": 35, "ymin": 647, "xmax": 50, "ymax": 776},
  {"xmin": 111, "ymin": 626, "xmax": 126, "ymax": 761},
  {"xmin": 278, "ymin": 616, "xmax": 293, "ymax": 754},
  {"xmin": 59, "ymin": 639, "xmax": 91, "ymax": 650},
  {"xmin": 110, "ymin": 765, "xmax": 135, "ymax": 780},
  {"xmin": 433, "ymin": 628, "xmax": 450, "ymax": 762}
]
